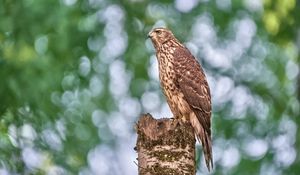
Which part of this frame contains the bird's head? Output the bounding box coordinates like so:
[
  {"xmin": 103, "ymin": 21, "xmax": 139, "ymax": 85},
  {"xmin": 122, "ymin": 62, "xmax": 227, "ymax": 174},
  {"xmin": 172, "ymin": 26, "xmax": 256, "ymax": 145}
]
[{"xmin": 148, "ymin": 28, "xmax": 174, "ymax": 49}]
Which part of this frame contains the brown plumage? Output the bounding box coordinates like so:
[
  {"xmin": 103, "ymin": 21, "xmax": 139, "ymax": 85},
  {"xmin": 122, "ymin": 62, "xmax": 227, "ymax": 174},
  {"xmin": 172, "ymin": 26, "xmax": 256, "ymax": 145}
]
[{"xmin": 148, "ymin": 27, "xmax": 213, "ymax": 171}]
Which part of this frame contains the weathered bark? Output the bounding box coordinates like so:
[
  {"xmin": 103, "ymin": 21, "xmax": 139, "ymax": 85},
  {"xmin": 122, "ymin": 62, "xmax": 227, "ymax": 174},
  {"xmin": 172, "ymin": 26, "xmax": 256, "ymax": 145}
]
[{"xmin": 135, "ymin": 114, "xmax": 196, "ymax": 175}]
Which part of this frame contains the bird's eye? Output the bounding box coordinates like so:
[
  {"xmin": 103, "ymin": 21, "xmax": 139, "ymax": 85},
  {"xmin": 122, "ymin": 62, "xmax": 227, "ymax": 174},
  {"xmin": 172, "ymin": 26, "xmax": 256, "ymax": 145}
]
[{"xmin": 156, "ymin": 30, "xmax": 162, "ymax": 34}]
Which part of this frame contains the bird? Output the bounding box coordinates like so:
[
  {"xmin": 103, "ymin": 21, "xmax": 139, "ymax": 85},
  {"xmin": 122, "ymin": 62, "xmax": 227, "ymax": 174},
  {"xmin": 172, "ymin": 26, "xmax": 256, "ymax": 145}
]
[{"xmin": 148, "ymin": 27, "xmax": 213, "ymax": 171}]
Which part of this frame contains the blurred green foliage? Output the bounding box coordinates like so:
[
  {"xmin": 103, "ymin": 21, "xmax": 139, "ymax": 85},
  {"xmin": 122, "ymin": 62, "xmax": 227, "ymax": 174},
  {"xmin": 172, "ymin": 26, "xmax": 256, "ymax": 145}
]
[{"xmin": 0, "ymin": 0, "xmax": 299, "ymax": 174}]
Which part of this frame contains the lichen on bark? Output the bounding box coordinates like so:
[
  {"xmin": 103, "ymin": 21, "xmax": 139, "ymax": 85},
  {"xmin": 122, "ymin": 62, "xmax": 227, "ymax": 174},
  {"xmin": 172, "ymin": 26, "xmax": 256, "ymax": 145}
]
[{"xmin": 136, "ymin": 114, "xmax": 196, "ymax": 175}]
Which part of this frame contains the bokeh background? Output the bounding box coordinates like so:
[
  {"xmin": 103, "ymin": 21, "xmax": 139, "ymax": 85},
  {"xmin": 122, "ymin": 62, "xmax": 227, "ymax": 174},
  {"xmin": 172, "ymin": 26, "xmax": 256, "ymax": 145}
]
[{"xmin": 0, "ymin": 0, "xmax": 299, "ymax": 174}]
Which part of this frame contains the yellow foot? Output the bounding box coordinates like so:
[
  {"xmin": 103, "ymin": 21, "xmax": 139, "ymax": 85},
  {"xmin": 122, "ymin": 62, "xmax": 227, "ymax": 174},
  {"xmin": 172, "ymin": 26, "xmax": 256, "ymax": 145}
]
[{"xmin": 171, "ymin": 118, "xmax": 180, "ymax": 127}]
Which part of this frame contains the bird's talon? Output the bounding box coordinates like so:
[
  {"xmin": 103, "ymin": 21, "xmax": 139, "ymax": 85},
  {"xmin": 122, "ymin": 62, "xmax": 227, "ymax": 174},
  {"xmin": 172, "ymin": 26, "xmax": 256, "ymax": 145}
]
[{"xmin": 171, "ymin": 118, "xmax": 180, "ymax": 127}]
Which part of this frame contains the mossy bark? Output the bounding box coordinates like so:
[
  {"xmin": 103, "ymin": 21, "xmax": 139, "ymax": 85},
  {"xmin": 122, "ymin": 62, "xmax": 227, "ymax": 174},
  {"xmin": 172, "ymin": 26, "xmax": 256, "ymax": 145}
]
[{"xmin": 135, "ymin": 114, "xmax": 196, "ymax": 175}]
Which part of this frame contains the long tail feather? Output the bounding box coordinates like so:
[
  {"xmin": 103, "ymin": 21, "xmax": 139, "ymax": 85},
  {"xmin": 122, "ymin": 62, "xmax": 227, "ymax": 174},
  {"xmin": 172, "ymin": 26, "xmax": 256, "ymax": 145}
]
[{"xmin": 190, "ymin": 114, "xmax": 213, "ymax": 171}]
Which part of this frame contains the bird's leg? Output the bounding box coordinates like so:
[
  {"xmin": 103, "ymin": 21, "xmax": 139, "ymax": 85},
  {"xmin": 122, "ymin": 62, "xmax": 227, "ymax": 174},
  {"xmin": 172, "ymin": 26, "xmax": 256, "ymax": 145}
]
[
  {"xmin": 178, "ymin": 115, "xmax": 189, "ymax": 126},
  {"xmin": 181, "ymin": 115, "xmax": 188, "ymax": 122}
]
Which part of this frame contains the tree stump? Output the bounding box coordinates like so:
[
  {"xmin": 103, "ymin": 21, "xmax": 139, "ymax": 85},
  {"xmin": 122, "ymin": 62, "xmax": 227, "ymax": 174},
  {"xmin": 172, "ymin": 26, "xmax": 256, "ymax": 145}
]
[{"xmin": 135, "ymin": 114, "xmax": 196, "ymax": 175}]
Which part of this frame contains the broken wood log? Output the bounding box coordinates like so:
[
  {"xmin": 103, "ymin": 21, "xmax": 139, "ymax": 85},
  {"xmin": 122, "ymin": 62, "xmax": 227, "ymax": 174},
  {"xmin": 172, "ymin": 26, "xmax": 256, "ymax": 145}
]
[{"xmin": 135, "ymin": 114, "xmax": 196, "ymax": 175}]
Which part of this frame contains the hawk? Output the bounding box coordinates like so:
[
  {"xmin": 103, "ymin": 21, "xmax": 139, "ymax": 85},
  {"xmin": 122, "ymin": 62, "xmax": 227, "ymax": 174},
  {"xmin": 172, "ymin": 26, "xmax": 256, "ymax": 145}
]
[{"xmin": 148, "ymin": 27, "xmax": 213, "ymax": 171}]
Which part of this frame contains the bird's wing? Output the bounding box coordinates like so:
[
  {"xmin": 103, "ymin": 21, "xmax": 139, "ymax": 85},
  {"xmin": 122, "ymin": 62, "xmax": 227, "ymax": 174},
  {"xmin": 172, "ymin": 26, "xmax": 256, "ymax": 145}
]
[{"xmin": 173, "ymin": 47, "xmax": 211, "ymax": 133}]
